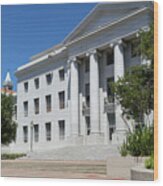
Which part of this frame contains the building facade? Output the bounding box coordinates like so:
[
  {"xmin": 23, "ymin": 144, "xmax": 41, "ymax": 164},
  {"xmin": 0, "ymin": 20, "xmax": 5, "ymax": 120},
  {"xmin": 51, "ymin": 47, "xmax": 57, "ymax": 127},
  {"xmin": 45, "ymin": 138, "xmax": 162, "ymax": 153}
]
[{"xmin": 14, "ymin": 2, "xmax": 153, "ymax": 153}]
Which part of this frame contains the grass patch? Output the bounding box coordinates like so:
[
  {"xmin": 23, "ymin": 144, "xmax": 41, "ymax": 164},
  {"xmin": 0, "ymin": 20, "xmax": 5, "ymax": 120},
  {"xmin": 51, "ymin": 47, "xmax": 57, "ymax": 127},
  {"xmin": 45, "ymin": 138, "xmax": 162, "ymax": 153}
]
[{"xmin": 1, "ymin": 153, "xmax": 26, "ymax": 160}]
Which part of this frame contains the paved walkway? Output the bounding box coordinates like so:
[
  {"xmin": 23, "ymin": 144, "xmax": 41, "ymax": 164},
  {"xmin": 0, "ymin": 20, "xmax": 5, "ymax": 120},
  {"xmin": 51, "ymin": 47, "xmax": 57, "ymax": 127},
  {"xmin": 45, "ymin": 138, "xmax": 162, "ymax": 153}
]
[
  {"xmin": 1, "ymin": 160, "xmax": 108, "ymax": 179},
  {"xmin": 1, "ymin": 158, "xmax": 145, "ymax": 180},
  {"xmin": 1, "ymin": 146, "xmax": 145, "ymax": 180}
]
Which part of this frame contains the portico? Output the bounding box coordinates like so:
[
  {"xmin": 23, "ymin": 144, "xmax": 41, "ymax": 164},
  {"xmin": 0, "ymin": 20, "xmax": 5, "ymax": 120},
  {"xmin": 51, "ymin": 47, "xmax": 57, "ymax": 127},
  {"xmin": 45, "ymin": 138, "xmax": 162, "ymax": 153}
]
[{"xmin": 68, "ymin": 37, "xmax": 127, "ymax": 145}]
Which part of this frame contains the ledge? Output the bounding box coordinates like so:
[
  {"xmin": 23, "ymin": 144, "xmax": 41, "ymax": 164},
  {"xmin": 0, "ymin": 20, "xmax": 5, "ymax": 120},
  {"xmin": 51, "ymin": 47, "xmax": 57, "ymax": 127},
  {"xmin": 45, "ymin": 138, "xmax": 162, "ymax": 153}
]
[{"xmin": 131, "ymin": 166, "xmax": 154, "ymax": 181}]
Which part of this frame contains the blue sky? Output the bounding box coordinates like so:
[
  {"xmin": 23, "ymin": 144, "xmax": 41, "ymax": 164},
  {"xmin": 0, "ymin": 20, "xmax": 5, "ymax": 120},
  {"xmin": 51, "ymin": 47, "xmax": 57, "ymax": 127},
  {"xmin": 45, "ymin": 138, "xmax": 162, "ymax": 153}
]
[{"xmin": 1, "ymin": 3, "xmax": 96, "ymax": 90}]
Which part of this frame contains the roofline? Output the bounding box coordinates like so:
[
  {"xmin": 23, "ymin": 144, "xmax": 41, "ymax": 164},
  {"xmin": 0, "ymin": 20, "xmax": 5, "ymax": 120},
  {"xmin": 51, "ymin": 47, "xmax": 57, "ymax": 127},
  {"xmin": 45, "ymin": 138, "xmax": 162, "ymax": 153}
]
[
  {"xmin": 63, "ymin": 3, "xmax": 98, "ymax": 44},
  {"xmin": 65, "ymin": 7, "xmax": 149, "ymax": 47},
  {"xmin": 15, "ymin": 3, "xmax": 153, "ymax": 76},
  {"xmin": 63, "ymin": 1, "xmax": 153, "ymax": 44}
]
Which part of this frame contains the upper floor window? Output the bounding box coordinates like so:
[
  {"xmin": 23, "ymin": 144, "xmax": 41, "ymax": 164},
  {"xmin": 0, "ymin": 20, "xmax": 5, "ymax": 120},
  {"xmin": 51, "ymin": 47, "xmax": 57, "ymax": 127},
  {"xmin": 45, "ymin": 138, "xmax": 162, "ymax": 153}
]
[
  {"xmin": 45, "ymin": 122, "xmax": 51, "ymax": 141},
  {"xmin": 131, "ymin": 38, "xmax": 141, "ymax": 58},
  {"xmin": 34, "ymin": 124, "xmax": 39, "ymax": 142},
  {"xmin": 24, "ymin": 82, "xmax": 28, "ymax": 92},
  {"xmin": 58, "ymin": 120, "xmax": 65, "ymax": 140},
  {"xmin": 85, "ymin": 83, "xmax": 90, "ymax": 107},
  {"xmin": 34, "ymin": 78, "xmax": 39, "ymax": 89},
  {"xmin": 106, "ymin": 49, "xmax": 114, "ymax": 65},
  {"xmin": 59, "ymin": 91, "xmax": 65, "ymax": 109},
  {"xmin": 107, "ymin": 77, "xmax": 114, "ymax": 102},
  {"xmin": 59, "ymin": 69, "xmax": 65, "ymax": 81},
  {"xmin": 46, "ymin": 95, "xmax": 52, "ymax": 112},
  {"xmin": 85, "ymin": 58, "xmax": 90, "ymax": 72},
  {"xmin": 34, "ymin": 98, "xmax": 39, "ymax": 114},
  {"xmin": 23, "ymin": 126, "xmax": 28, "ymax": 143},
  {"xmin": 46, "ymin": 73, "xmax": 53, "ymax": 85},
  {"xmin": 23, "ymin": 101, "xmax": 28, "ymax": 117}
]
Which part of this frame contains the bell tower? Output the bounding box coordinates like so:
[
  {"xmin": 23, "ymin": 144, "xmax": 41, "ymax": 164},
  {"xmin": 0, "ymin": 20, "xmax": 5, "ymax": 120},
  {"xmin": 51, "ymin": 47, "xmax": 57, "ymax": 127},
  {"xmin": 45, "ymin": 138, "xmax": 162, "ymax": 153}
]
[{"xmin": 3, "ymin": 71, "xmax": 13, "ymax": 91}]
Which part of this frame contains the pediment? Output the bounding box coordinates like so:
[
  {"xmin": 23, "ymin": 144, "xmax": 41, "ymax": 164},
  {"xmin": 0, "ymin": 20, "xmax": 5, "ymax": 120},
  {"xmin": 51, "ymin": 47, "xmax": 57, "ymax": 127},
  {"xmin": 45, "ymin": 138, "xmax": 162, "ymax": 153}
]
[{"xmin": 64, "ymin": 2, "xmax": 152, "ymax": 44}]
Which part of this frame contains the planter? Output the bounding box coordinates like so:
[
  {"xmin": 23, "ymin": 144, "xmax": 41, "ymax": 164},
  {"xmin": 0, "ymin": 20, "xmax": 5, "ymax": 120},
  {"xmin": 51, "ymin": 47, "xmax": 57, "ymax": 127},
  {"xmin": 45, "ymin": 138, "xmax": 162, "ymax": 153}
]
[{"xmin": 131, "ymin": 166, "xmax": 154, "ymax": 181}]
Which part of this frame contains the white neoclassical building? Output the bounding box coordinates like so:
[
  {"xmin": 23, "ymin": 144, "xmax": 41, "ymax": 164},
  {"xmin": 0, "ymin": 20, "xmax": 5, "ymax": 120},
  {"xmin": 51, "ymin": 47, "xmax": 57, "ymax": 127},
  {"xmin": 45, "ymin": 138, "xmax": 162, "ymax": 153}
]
[{"xmin": 13, "ymin": 1, "xmax": 153, "ymax": 153}]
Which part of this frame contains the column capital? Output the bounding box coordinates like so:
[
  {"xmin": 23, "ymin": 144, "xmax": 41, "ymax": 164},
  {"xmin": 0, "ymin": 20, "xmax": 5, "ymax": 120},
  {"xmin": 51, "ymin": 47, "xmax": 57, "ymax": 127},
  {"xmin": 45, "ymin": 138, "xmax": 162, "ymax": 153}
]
[
  {"xmin": 67, "ymin": 57, "xmax": 81, "ymax": 68},
  {"xmin": 110, "ymin": 39, "xmax": 126, "ymax": 48},
  {"xmin": 86, "ymin": 49, "xmax": 102, "ymax": 58}
]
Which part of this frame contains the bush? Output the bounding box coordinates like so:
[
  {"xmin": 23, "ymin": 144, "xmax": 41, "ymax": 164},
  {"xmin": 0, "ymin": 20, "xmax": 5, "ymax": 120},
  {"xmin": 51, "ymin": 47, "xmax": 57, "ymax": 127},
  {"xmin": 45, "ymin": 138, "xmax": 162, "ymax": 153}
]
[
  {"xmin": 120, "ymin": 125, "xmax": 154, "ymax": 157},
  {"xmin": 1, "ymin": 153, "xmax": 26, "ymax": 160},
  {"xmin": 145, "ymin": 154, "xmax": 154, "ymax": 169},
  {"xmin": 119, "ymin": 141, "xmax": 128, "ymax": 157}
]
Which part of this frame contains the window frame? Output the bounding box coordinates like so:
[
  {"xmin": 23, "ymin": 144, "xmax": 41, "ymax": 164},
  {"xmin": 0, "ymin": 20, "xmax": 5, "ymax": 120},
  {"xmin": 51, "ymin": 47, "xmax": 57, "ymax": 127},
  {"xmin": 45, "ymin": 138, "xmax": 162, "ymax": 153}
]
[
  {"xmin": 33, "ymin": 124, "xmax": 39, "ymax": 142},
  {"xmin": 34, "ymin": 78, "xmax": 39, "ymax": 89},
  {"xmin": 46, "ymin": 73, "xmax": 53, "ymax": 85},
  {"xmin": 45, "ymin": 95, "xmax": 52, "ymax": 112},
  {"xmin": 45, "ymin": 122, "xmax": 51, "ymax": 141},
  {"xmin": 24, "ymin": 82, "xmax": 28, "ymax": 92},
  {"xmin": 23, "ymin": 126, "xmax": 28, "ymax": 143},
  {"xmin": 34, "ymin": 98, "xmax": 39, "ymax": 115},
  {"xmin": 58, "ymin": 120, "xmax": 65, "ymax": 140},
  {"xmin": 106, "ymin": 49, "xmax": 114, "ymax": 66},
  {"xmin": 23, "ymin": 101, "xmax": 28, "ymax": 117},
  {"xmin": 59, "ymin": 69, "xmax": 65, "ymax": 81},
  {"xmin": 59, "ymin": 91, "xmax": 65, "ymax": 109},
  {"xmin": 85, "ymin": 57, "xmax": 90, "ymax": 73}
]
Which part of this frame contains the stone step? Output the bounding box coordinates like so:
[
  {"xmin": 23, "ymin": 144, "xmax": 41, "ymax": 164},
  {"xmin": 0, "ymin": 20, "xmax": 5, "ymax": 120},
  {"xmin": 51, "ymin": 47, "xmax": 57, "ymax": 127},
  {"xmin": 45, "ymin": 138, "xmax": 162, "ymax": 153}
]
[{"xmin": 25, "ymin": 145, "xmax": 119, "ymax": 161}]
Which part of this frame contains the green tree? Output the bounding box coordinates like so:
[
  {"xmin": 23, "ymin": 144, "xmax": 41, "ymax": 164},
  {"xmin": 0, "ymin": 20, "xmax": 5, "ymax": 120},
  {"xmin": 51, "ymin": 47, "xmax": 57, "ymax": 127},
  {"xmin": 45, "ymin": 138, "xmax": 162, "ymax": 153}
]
[
  {"xmin": 113, "ymin": 23, "xmax": 154, "ymax": 158},
  {"xmin": 112, "ymin": 64, "xmax": 153, "ymax": 125},
  {"xmin": 1, "ymin": 93, "xmax": 17, "ymax": 145},
  {"xmin": 112, "ymin": 22, "xmax": 154, "ymax": 126}
]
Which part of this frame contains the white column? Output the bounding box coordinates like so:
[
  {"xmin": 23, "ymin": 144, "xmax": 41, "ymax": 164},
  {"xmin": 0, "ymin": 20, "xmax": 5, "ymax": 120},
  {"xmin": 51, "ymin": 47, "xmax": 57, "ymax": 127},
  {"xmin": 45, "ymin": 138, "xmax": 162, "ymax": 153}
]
[
  {"xmin": 113, "ymin": 40, "xmax": 127, "ymax": 144},
  {"xmin": 89, "ymin": 50, "xmax": 100, "ymax": 134},
  {"xmin": 70, "ymin": 58, "xmax": 79, "ymax": 137},
  {"xmin": 114, "ymin": 40, "xmax": 125, "ymax": 81}
]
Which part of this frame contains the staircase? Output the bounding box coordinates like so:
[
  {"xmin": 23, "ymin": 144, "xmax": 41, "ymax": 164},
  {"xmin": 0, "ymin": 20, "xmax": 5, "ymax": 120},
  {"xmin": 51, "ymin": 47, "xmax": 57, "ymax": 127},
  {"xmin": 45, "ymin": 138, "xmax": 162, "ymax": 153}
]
[{"xmin": 25, "ymin": 145, "xmax": 120, "ymax": 161}]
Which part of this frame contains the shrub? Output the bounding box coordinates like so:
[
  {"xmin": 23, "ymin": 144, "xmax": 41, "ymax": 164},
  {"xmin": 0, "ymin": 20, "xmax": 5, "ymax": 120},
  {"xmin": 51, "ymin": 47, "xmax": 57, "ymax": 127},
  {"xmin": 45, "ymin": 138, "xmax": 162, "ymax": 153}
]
[
  {"xmin": 119, "ymin": 142, "xmax": 128, "ymax": 157},
  {"xmin": 1, "ymin": 153, "xmax": 26, "ymax": 160},
  {"xmin": 145, "ymin": 154, "xmax": 154, "ymax": 169},
  {"xmin": 120, "ymin": 125, "xmax": 154, "ymax": 157}
]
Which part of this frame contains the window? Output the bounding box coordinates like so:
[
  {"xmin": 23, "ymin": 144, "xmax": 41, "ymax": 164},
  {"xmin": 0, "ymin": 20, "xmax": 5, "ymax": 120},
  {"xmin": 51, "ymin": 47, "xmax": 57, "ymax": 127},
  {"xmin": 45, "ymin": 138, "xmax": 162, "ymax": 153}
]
[
  {"xmin": 46, "ymin": 95, "xmax": 52, "ymax": 112},
  {"xmin": 46, "ymin": 73, "xmax": 53, "ymax": 85},
  {"xmin": 106, "ymin": 49, "xmax": 114, "ymax": 65},
  {"xmin": 85, "ymin": 83, "xmax": 90, "ymax": 107},
  {"xmin": 14, "ymin": 105, "xmax": 17, "ymax": 120},
  {"xmin": 86, "ymin": 117, "xmax": 91, "ymax": 135},
  {"xmin": 107, "ymin": 113, "xmax": 116, "ymax": 127},
  {"xmin": 34, "ymin": 78, "xmax": 39, "ymax": 89},
  {"xmin": 107, "ymin": 113, "xmax": 116, "ymax": 141},
  {"xmin": 107, "ymin": 77, "xmax": 114, "ymax": 102},
  {"xmin": 131, "ymin": 38, "xmax": 141, "ymax": 58},
  {"xmin": 45, "ymin": 122, "xmax": 51, "ymax": 141},
  {"xmin": 34, "ymin": 124, "xmax": 39, "ymax": 142},
  {"xmin": 23, "ymin": 101, "xmax": 28, "ymax": 117},
  {"xmin": 24, "ymin": 82, "xmax": 28, "ymax": 92},
  {"xmin": 23, "ymin": 126, "xmax": 28, "ymax": 143},
  {"xmin": 59, "ymin": 69, "xmax": 65, "ymax": 81},
  {"xmin": 59, "ymin": 91, "xmax": 65, "ymax": 109},
  {"xmin": 34, "ymin": 98, "xmax": 39, "ymax": 114},
  {"xmin": 85, "ymin": 58, "xmax": 90, "ymax": 72},
  {"xmin": 59, "ymin": 120, "xmax": 65, "ymax": 140}
]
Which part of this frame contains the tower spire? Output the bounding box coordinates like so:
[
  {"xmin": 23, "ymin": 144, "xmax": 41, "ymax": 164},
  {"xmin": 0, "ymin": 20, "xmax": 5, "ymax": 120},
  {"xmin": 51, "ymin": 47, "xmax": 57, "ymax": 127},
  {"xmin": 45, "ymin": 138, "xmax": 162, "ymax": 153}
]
[{"xmin": 3, "ymin": 71, "xmax": 13, "ymax": 91}]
